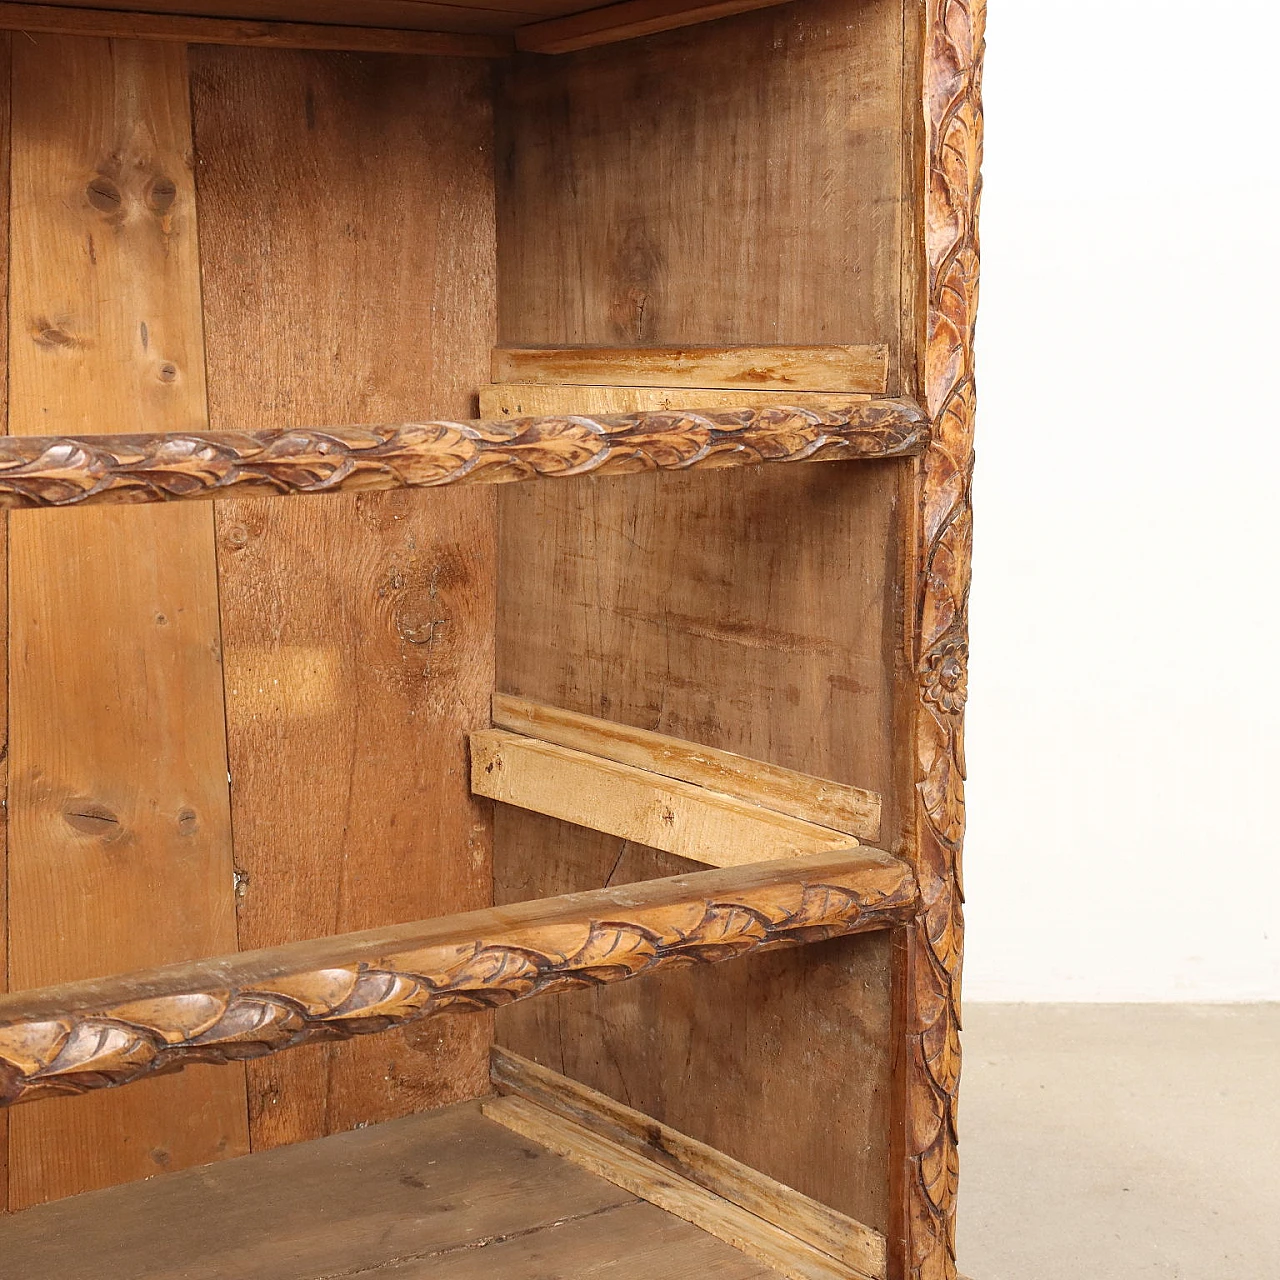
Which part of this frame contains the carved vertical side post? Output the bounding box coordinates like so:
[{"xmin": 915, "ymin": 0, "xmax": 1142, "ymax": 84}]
[{"xmin": 903, "ymin": 2, "xmax": 985, "ymax": 1278}]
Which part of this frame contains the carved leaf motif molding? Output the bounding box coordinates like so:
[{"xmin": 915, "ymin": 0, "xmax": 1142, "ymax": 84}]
[
  {"xmin": 908, "ymin": 2, "xmax": 985, "ymax": 1279},
  {"xmin": 0, "ymin": 400, "xmax": 928, "ymax": 509},
  {"xmin": 0, "ymin": 852, "xmax": 918, "ymax": 1107}
]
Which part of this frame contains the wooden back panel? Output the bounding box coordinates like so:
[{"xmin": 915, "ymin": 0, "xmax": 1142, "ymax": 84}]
[
  {"xmin": 0, "ymin": 0, "xmax": 926, "ymax": 1222},
  {"xmin": 492, "ymin": 0, "xmax": 915, "ymax": 1231}
]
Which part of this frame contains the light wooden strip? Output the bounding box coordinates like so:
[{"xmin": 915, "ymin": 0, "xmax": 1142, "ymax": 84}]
[
  {"xmin": 480, "ymin": 384, "xmax": 873, "ymax": 417},
  {"xmin": 471, "ymin": 730, "xmax": 855, "ymax": 866},
  {"xmin": 483, "ymin": 1096, "xmax": 876, "ymax": 1280},
  {"xmin": 492, "ymin": 696, "xmax": 881, "ymax": 842},
  {"xmin": 0, "ymin": 2, "xmax": 513, "ymax": 55},
  {"xmin": 491, "ymin": 345, "xmax": 890, "ymax": 393},
  {"xmin": 491, "ymin": 1048, "xmax": 887, "ymax": 1277},
  {"xmin": 514, "ymin": 0, "xmax": 796, "ymax": 55},
  {"xmin": 0, "ymin": 850, "xmax": 918, "ymax": 1107},
  {"xmin": 0, "ymin": 399, "xmax": 929, "ymax": 510}
]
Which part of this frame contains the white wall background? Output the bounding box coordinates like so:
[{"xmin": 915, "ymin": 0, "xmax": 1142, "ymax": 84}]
[{"xmin": 965, "ymin": 0, "xmax": 1280, "ymax": 1001}]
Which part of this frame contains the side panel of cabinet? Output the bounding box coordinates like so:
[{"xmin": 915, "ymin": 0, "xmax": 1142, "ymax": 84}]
[{"xmin": 493, "ymin": 0, "xmax": 914, "ymax": 1233}]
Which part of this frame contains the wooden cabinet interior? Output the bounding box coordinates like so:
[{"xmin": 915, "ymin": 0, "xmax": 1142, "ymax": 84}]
[{"xmin": 0, "ymin": 1, "xmax": 984, "ymax": 1277}]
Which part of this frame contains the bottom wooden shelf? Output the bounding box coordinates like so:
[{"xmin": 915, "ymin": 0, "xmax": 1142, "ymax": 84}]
[{"xmin": 0, "ymin": 1097, "xmax": 790, "ymax": 1280}]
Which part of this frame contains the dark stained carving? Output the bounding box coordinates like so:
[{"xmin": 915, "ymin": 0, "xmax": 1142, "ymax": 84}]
[{"xmin": 0, "ymin": 400, "xmax": 928, "ymax": 510}]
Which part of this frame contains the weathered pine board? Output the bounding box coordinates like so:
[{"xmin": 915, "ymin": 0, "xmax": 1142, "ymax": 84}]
[
  {"xmin": 5, "ymin": 33, "xmax": 247, "ymax": 1209},
  {"xmin": 493, "ymin": 0, "xmax": 910, "ymax": 1229},
  {"xmin": 189, "ymin": 45, "xmax": 498, "ymax": 1151}
]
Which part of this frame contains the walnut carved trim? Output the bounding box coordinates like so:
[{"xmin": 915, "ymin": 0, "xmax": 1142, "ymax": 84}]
[
  {"xmin": 0, "ymin": 849, "xmax": 917, "ymax": 1107},
  {"xmin": 906, "ymin": 3, "xmax": 985, "ymax": 1279},
  {"xmin": 0, "ymin": 400, "xmax": 927, "ymax": 510}
]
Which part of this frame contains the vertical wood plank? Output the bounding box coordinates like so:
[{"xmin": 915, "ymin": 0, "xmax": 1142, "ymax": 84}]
[
  {"xmin": 5, "ymin": 34, "xmax": 248, "ymax": 1208},
  {"xmin": 0, "ymin": 31, "xmax": 10, "ymax": 1214},
  {"xmin": 190, "ymin": 46, "xmax": 497, "ymax": 1151}
]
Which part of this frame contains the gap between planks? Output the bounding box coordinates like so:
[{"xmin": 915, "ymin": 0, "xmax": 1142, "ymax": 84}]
[
  {"xmin": 483, "ymin": 1094, "xmax": 881, "ymax": 1280},
  {"xmin": 491, "ymin": 1046, "xmax": 888, "ymax": 1278},
  {"xmin": 492, "ymin": 694, "xmax": 881, "ymax": 841}
]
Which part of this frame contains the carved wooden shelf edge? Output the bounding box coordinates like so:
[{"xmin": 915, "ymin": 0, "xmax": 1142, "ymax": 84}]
[
  {"xmin": 0, "ymin": 849, "xmax": 918, "ymax": 1107},
  {"xmin": 905, "ymin": 3, "xmax": 985, "ymax": 1279},
  {"xmin": 0, "ymin": 399, "xmax": 928, "ymax": 510}
]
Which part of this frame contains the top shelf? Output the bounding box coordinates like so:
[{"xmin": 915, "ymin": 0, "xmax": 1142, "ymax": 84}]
[
  {"xmin": 0, "ymin": 397, "xmax": 927, "ymax": 511},
  {"xmin": 0, "ymin": 0, "xmax": 804, "ymax": 58}
]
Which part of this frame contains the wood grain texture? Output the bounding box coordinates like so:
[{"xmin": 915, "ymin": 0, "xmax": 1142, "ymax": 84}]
[
  {"xmin": 492, "ymin": 1048, "xmax": 888, "ymax": 1278},
  {"xmin": 491, "ymin": 345, "xmax": 889, "ymax": 393},
  {"xmin": 0, "ymin": 1099, "xmax": 783, "ymax": 1280},
  {"xmin": 0, "ymin": 850, "xmax": 917, "ymax": 1106},
  {"xmin": 485, "ymin": 1095, "xmax": 871, "ymax": 1280},
  {"xmin": 515, "ymin": 0, "xmax": 796, "ymax": 54},
  {"xmin": 494, "ymin": 2, "xmax": 908, "ymax": 1225},
  {"xmin": 472, "ymin": 729, "xmax": 855, "ymax": 866},
  {"xmin": 492, "ymin": 695, "xmax": 882, "ymax": 841},
  {"xmin": 5, "ymin": 33, "xmax": 247, "ymax": 1209},
  {"xmin": 0, "ymin": 400, "xmax": 928, "ymax": 509},
  {"xmin": 189, "ymin": 46, "xmax": 497, "ymax": 1151},
  {"xmin": 0, "ymin": 0, "xmax": 611, "ymax": 25},
  {"xmin": 0, "ymin": 32, "xmax": 9, "ymax": 1213},
  {"xmin": 0, "ymin": 2, "xmax": 514, "ymax": 52},
  {"xmin": 481, "ymin": 385, "xmax": 874, "ymax": 416},
  {"xmin": 904, "ymin": 4, "xmax": 985, "ymax": 1278},
  {"xmin": 496, "ymin": 0, "xmax": 905, "ymax": 367}
]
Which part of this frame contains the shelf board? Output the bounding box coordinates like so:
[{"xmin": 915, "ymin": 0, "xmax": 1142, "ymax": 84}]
[
  {"xmin": 0, "ymin": 399, "xmax": 927, "ymax": 510},
  {"xmin": 0, "ymin": 849, "xmax": 917, "ymax": 1107},
  {"xmin": 0, "ymin": 1099, "xmax": 786, "ymax": 1279}
]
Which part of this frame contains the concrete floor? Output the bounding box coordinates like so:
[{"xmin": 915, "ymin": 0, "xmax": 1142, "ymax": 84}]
[{"xmin": 957, "ymin": 1004, "xmax": 1280, "ymax": 1279}]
